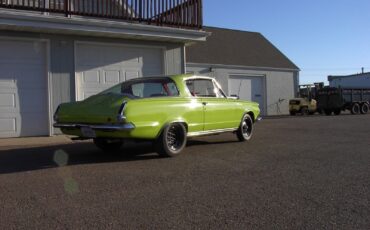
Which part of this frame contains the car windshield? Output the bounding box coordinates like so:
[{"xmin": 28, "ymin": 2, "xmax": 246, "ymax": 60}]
[{"xmin": 99, "ymin": 78, "xmax": 179, "ymax": 98}]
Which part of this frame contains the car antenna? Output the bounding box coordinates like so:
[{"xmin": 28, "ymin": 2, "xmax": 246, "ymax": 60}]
[{"xmin": 237, "ymin": 79, "xmax": 243, "ymax": 98}]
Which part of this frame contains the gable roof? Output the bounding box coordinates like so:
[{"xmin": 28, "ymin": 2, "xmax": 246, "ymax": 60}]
[{"xmin": 186, "ymin": 27, "xmax": 299, "ymax": 70}]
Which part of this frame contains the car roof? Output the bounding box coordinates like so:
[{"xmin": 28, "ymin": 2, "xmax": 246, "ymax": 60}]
[
  {"xmin": 169, "ymin": 74, "xmax": 214, "ymax": 81},
  {"xmin": 123, "ymin": 74, "xmax": 214, "ymax": 83}
]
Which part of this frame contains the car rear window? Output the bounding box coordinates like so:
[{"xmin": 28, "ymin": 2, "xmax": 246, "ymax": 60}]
[{"xmin": 100, "ymin": 78, "xmax": 179, "ymax": 98}]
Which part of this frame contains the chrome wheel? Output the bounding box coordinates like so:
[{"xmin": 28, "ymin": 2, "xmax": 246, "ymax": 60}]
[
  {"xmin": 156, "ymin": 123, "xmax": 187, "ymax": 157},
  {"xmin": 166, "ymin": 125, "xmax": 185, "ymax": 151},
  {"xmin": 237, "ymin": 114, "xmax": 254, "ymax": 142}
]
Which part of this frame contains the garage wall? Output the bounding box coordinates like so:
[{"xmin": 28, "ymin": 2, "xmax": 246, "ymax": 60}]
[
  {"xmin": 187, "ymin": 63, "xmax": 298, "ymax": 116},
  {"xmin": 0, "ymin": 31, "xmax": 185, "ymax": 136}
]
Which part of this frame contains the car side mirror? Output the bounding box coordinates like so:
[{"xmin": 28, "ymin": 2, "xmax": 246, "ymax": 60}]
[{"xmin": 228, "ymin": 95, "xmax": 239, "ymax": 100}]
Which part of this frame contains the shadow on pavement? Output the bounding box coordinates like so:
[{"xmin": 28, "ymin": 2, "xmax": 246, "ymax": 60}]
[
  {"xmin": 0, "ymin": 138, "xmax": 237, "ymax": 175},
  {"xmin": 0, "ymin": 142, "xmax": 161, "ymax": 175}
]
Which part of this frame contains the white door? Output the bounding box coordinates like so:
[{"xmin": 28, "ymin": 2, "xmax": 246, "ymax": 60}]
[
  {"xmin": 229, "ymin": 75, "xmax": 265, "ymax": 115},
  {"xmin": 0, "ymin": 39, "xmax": 49, "ymax": 138},
  {"xmin": 76, "ymin": 43, "xmax": 164, "ymax": 101}
]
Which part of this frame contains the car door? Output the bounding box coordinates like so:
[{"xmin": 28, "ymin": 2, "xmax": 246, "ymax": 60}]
[{"xmin": 186, "ymin": 78, "xmax": 239, "ymax": 131}]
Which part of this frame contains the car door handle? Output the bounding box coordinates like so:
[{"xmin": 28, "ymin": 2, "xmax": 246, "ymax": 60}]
[{"xmin": 202, "ymin": 102, "xmax": 208, "ymax": 106}]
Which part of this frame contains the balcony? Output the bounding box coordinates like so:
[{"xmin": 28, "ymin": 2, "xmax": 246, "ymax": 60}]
[{"xmin": 0, "ymin": 0, "xmax": 203, "ymax": 29}]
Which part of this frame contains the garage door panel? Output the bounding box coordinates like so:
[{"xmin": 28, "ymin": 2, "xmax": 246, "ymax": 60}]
[
  {"xmin": 17, "ymin": 90, "xmax": 48, "ymax": 113},
  {"xmin": 0, "ymin": 41, "xmax": 45, "ymax": 60},
  {"xmin": 76, "ymin": 43, "xmax": 163, "ymax": 101},
  {"xmin": 103, "ymin": 70, "xmax": 121, "ymax": 84},
  {"xmin": 0, "ymin": 118, "xmax": 16, "ymax": 133},
  {"xmin": 75, "ymin": 45, "xmax": 102, "ymax": 66},
  {"xmin": 103, "ymin": 47, "xmax": 141, "ymax": 64},
  {"xmin": 0, "ymin": 112, "xmax": 20, "ymax": 138},
  {"xmin": 0, "ymin": 58, "xmax": 45, "ymax": 66},
  {"xmin": 82, "ymin": 70, "xmax": 100, "ymax": 84},
  {"xmin": 83, "ymin": 90, "xmax": 104, "ymax": 100},
  {"xmin": 125, "ymin": 71, "xmax": 140, "ymax": 81},
  {"xmin": 0, "ymin": 93, "xmax": 16, "ymax": 108},
  {"xmin": 142, "ymin": 68, "xmax": 162, "ymax": 77},
  {"xmin": 0, "ymin": 66, "xmax": 47, "ymax": 89},
  {"xmin": 0, "ymin": 39, "xmax": 48, "ymax": 138},
  {"xmin": 17, "ymin": 113, "xmax": 49, "ymax": 137}
]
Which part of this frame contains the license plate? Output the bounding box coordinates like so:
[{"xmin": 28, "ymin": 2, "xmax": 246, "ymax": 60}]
[{"xmin": 81, "ymin": 127, "xmax": 96, "ymax": 138}]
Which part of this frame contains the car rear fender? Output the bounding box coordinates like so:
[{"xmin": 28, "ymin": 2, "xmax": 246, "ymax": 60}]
[
  {"xmin": 155, "ymin": 119, "xmax": 188, "ymax": 139},
  {"xmin": 246, "ymin": 111, "xmax": 255, "ymax": 122}
]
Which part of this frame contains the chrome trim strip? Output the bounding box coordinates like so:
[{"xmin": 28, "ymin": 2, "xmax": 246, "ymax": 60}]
[
  {"xmin": 187, "ymin": 128, "xmax": 238, "ymax": 137},
  {"xmin": 53, "ymin": 123, "xmax": 135, "ymax": 131},
  {"xmin": 117, "ymin": 101, "xmax": 127, "ymax": 122}
]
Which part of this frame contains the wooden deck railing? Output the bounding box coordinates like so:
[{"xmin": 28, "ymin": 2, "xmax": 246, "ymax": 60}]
[{"xmin": 0, "ymin": 0, "xmax": 203, "ymax": 29}]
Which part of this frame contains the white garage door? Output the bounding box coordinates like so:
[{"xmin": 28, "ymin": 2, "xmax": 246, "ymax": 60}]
[
  {"xmin": 229, "ymin": 75, "xmax": 265, "ymax": 115},
  {"xmin": 76, "ymin": 43, "xmax": 164, "ymax": 101},
  {"xmin": 0, "ymin": 39, "xmax": 49, "ymax": 138}
]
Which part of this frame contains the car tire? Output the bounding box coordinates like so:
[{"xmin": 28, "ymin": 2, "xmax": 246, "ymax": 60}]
[
  {"xmin": 334, "ymin": 109, "xmax": 341, "ymax": 115},
  {"xmin": 351, "ymin": 103, "xmax": 360, "ymax": 115},
  {"xmin": 324, "ymin": 109, "xmax": 332, "ymax": 116},
  {"xmin": 155, "ymin": 123, "xmax": 187, "ymax": 157},
  {"xmin": 236, "ymin": 114, "xmax": 254, "ymax": 142},
  {"xmin": 360, "ymin": 103, "xmax": 369, "ymax": 114},
  {"xmin": 93, "ymin": 138, "xmax": 123, "ymax": 152},
  {"xmin": 300, "ymin": 107, "xmax": 309, "ymax": 116}
]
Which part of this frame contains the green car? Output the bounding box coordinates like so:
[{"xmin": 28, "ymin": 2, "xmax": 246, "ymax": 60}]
[{"xmin": 54, "ymin": 74, "xmax": 261, "ymax": 157}]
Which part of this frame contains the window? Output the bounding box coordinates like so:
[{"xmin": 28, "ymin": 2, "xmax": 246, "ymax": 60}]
[
  {"xmin": 186, "ymin": 79, "xmax": 225, "ymax": 98},
  {"xmin": 100, "ymin": 78, "xmax": 179, "ymax": 98}
]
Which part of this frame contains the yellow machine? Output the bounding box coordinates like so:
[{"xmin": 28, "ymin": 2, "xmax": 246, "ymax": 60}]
[{"xmin": 289, "ymin": 84, "xmax": 319, "ymax": 115}]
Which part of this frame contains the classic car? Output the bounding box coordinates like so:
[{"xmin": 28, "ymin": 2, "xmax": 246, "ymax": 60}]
[{"xmin": 53, "ymin": 74, "xmax": 261, "ymax": 157}]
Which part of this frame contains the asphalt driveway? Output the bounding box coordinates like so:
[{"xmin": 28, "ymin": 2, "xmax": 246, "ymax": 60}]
[{"xmin": 0, "ymin": 114, "xmax": 369, "ymax": 229}]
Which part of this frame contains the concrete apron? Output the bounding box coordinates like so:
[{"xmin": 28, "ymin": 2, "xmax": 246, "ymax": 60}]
[{"xmin": 0, "ymin": 135, "xmax": 74, "ymax": 150}]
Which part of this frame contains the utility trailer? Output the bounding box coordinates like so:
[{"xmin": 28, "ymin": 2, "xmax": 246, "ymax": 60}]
[{"xmin": 316, "ymin": 87, "xmax": 370, "ymax": 115}]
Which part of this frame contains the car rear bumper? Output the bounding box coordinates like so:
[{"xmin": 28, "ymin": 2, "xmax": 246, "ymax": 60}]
[{"xmin": 53, "ymin": 123, "xmax": 135, "ymax": 131}]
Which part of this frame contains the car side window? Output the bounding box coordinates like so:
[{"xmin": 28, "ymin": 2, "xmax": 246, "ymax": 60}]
[
  {"xmin": 120, "ymin": 78, "xmax": 179, "ymax": 98},
  {"xmin": 186, "ymin": 79, "xmax": 224, "ymax": 98}
]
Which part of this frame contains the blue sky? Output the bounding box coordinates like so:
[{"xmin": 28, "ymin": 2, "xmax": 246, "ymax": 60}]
[{"xmin": 203, "ymin": 0, "xmax": 370, "ymax": 84}]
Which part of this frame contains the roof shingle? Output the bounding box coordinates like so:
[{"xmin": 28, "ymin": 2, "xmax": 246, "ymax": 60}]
[{"xmin": 186, "ymin": 27, "xmax": 299, "ymax": 70}]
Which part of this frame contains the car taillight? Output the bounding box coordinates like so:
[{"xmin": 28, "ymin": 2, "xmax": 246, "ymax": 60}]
[{"xmin": 117, "ymin": 101, "xmax": 127, "ymax": 123}]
